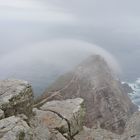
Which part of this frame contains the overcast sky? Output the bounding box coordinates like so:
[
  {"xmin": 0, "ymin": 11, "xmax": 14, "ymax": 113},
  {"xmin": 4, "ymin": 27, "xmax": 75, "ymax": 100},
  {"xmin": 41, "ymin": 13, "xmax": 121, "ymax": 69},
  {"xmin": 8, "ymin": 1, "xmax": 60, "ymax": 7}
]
[{"xmin": 0, "ymin": 0, "xmax": 140, "ymax": 82}]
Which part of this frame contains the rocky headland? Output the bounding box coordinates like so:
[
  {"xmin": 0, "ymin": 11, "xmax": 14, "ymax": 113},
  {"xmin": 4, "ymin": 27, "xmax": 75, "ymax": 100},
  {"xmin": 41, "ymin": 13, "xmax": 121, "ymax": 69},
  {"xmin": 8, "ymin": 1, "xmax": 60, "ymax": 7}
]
[{"xmin": 0, "ymin": 55, "xmax": 139, "ymax": 140}]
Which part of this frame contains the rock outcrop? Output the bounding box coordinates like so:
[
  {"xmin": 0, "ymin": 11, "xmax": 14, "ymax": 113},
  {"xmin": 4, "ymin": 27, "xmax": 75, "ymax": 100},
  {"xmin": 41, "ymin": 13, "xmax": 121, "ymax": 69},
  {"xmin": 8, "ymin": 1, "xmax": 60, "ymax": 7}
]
[
  {"xmin": 30, "ymin": 115, "xmax": 50, "ymax": 140},
  {"xmin": 32, "ymin": 98, "xmax": 85, "ymax": 140},
  {"xmin": 0, "ymin": 55, "xmax": 139, "ymax": 140},
  {"xmin": 122, "ymin": 82, "xmax": 134, "ymax": 94},
  {"xmin": 0, "ymin": 79, "xmax": 85, "ymax": 140},
  {"xmin": 121, "ymin": 111, "xmax": 140, "ymax": 140},
  {"xmin": 0, "ymin": 109, "xmax": 4, "ymax": 120},
  {"xmin": 0, "ymin": 116, "xmax": 32, "ymax": 140},
  {"xmin": 42, "ymin": 55, "xmax": 137, "ymax": 134},
  {"xmin": 75, "ymin": 111, "xmax": 140, "ymax": 140},
  {"xmin": 0, "ymin": 79, "xmax": 33, "ymax": 118},
  {"xmin": 75, "ymin": 126, "xmax": 121, "ymax": 140}
]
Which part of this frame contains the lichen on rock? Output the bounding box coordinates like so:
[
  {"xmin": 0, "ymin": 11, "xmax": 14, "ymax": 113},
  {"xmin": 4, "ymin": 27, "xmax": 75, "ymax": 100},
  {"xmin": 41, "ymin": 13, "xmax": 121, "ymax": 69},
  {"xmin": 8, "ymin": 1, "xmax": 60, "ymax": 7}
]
[
  {"xmin": 0, "ymin": 116, "xmax": 33, "ymax": 140},
  {"xmin": 0, "ymin": 79, "xmax": 34, "ymax": 118}
]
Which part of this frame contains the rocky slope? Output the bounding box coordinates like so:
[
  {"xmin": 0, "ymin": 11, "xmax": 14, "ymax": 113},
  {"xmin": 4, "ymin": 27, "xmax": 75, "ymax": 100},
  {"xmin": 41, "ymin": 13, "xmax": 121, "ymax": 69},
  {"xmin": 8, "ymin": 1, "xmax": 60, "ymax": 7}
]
[
  {"xmin": 41, "ymin": 55, "xmax": 137, "ymax": 134},
  {"xmin": 0, "ymin": 79, "xmax": 85, "ymax": 140},
  {"xmin": 0, "ymin": 54, "xmax": 139, "ymax": 140},
  {"xmin": 0, "ymin": 78, "xmax": 139, "ymax": 140}
]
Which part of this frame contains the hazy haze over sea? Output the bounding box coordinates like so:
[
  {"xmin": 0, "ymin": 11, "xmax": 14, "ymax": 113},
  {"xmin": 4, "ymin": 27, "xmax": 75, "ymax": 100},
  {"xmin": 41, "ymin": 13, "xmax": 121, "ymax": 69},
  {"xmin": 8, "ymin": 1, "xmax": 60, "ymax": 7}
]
[{"xmin": 0, "ymin": 0, "xmax": 140, "ymax": 97}]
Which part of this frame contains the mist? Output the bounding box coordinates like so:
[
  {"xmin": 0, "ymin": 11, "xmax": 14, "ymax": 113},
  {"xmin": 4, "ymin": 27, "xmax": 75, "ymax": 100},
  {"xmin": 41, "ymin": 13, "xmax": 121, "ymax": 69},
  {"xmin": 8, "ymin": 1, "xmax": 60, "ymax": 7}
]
[
  {"xmin": 0, "ymin": 39, "xmax": 120, "ymax": 95},
  {"xmin": 0, "ymin": 0, "xmax": 140, "ymax": 95}
]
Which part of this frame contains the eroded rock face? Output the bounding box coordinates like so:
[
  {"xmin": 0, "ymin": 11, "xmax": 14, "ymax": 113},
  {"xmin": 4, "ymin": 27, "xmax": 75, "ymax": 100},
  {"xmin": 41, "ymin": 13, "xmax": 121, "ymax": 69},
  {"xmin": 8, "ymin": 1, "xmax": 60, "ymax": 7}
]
[
  {"xmin": 121, "ymin": 111, "xmax": 140, "ymax": 140},
  {"xmin": 0, "ymin": 76, "xmax": 138, "ymax": 139},
  {"xmin": 0, "ymin": 109, "xmax": 4, "ymax": 120},
  {"xmin": 0, "ymin": 79, "xmax": 86, "ymax": 140},
  {"xmin": 0, "ymin": 116, "xmax": 32, "ymax": 140},
  {"xmin": 49, "ymin": 132, "xmax": 67, "ymax": 140},
  {"xmin": 122, "ymin": 83, "xmax": 133, "ymax": 94},
  {"xmin": 32, "ymin": 98, "xmax": 85, "ymax": 139},
  {"xmin": 75, "ymin": 126, "xmax": 121, "ymax": 140},
  {"xmin": 42, "ymin": 55, "xmax": 137, "ymax": 134},
  {"xmin": 0, "ymin": 79, "xmax": 33, "ymax": 118},
  {"xmin": 30, "ymin": 116, "xmax": 50, "ymax": 140}
]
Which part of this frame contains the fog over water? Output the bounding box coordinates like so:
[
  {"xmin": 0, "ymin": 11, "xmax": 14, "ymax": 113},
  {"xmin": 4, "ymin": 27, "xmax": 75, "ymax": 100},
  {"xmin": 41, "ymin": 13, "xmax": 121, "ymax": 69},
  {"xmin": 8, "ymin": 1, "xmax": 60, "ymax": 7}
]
[
  {"xmin": 0, "ymin": 40, "xmax": 121, "ymax": 95},
  {"xmin": 0, "ymin": 0, "xmax": 140, "ymax": 95}
]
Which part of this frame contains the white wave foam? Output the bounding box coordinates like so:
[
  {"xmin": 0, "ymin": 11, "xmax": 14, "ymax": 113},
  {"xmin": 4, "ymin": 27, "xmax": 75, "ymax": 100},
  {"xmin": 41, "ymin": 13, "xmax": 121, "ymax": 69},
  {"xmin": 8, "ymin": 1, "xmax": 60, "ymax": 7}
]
[{"xmin": 126, "ymin": 78, "xmax": 140, "ymax": 106}]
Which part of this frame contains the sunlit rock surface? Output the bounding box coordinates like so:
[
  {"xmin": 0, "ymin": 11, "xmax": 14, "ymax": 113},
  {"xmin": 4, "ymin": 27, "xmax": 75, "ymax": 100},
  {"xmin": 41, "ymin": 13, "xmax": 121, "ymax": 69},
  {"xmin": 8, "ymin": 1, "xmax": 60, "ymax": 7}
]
[{"xmin": 0, "ymin": 79, "xmax": 33, "ymax": 118}]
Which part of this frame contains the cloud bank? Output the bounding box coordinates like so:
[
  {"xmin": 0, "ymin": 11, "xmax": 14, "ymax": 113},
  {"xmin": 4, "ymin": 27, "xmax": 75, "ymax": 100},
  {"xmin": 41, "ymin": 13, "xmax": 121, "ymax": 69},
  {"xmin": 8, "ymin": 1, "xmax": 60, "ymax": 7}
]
[
  {"xmin": 0, "ymin": 0, "xmax": 76, "ymax": 23},
  {"xmin": 0, "ymin": 0, "xmax": 140, "ymax": 82},
  {"xmin": 0, "ymin": 39, "xmax": 121, "ymax": 78}
]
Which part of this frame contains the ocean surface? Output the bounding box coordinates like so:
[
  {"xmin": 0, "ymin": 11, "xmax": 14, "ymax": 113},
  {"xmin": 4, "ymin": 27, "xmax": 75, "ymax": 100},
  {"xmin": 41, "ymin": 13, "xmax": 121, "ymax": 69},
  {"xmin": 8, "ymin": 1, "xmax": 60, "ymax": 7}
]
[{"xmin": 127, "ymin": 78, "xmax": 140, "ymax": 107}]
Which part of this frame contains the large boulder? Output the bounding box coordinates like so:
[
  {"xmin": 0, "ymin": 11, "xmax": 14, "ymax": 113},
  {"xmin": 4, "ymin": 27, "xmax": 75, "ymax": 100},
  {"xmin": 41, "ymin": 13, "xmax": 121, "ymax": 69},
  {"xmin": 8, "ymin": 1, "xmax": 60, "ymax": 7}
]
[
  {"xmin": 0, "ymin": 79, "xmax": 33, "ymax": 118},
  {"xmin": 42, "ymin": 55, "xmax": 137, "ymax": 134},
  {"xmin": 32, "ymin": 98, "xmax": 85, "ymax": 139},
  {"xmin": 0, "ymin": 116, "xmax": 33, "ymax": 140}
]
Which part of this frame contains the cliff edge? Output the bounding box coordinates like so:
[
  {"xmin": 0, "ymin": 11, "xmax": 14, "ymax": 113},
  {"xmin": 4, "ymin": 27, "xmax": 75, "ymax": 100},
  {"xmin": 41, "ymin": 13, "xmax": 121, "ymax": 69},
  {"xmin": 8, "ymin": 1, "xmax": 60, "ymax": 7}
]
[{"xmin": 42, "ymin": 55, "xmax": 137, "ymax": 134}]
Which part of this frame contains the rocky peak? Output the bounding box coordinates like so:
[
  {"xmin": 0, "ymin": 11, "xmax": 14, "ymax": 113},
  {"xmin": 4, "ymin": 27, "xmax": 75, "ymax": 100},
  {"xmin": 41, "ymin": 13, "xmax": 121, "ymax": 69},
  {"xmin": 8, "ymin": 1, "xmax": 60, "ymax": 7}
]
[{"xmin": 42, "ymin": 55, "xmax": 137, "ymax": 134}]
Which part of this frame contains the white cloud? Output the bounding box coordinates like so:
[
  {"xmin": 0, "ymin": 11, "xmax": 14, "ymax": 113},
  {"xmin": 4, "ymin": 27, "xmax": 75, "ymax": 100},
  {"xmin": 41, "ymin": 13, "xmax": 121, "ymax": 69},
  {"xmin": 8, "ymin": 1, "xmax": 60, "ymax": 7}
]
[
  {"xmin": 0, "ymin": 0, "xmax": 45, "ymax": 9},
  {"xmin": 0, "ymin": 0, "xmax": 76, "ymax": 23},
  {"xmin": 0, "ymin": 39, "xmax": 121, "ymax": 75}
]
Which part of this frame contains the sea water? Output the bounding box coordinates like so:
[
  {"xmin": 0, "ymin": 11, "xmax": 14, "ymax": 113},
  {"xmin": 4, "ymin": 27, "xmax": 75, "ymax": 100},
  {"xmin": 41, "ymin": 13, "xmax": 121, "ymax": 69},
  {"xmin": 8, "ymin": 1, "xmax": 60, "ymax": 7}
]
[{"xmin": 127, "ymin": 78, "xmax": 140, "ymax": 109}]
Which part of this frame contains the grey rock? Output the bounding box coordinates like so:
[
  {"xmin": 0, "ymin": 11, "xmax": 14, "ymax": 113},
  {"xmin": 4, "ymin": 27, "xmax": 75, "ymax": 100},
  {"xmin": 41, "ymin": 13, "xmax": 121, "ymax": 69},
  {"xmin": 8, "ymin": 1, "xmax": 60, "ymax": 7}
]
[
  {"xmin": 50, "ymin": 132, "xmax": 67, "ymax": 140},
  {"xmin": 121, "ymin": 111, "xmax": 140, "ymax": 140},
  {"xmin": 30, "ymin": 116, "xmax": 50, "ymax": 140},
  {"xmin": 75, "ymin": 126, "xmax": 121, "ymax": 140},
  {"xmin": 42, "ymin": 55, "xmax": 137, "ymax": 134},
  {"xmin": 33, "ymin": 98, "xmax": 85, "ymax": 139},
  {"xmin": 0, "ymin": 79, "xmax": 33, "ymax": 118},
  {"xmin": 0, "ymin": 109, "xmax": 4, "ymax": 120},
  {"xmin": 122, "ymin": 82, "xmax": 133, "ymax": 94},
  {"xmin": 0, "ymin": 116, "xmax": 33, "ymax": 140}
]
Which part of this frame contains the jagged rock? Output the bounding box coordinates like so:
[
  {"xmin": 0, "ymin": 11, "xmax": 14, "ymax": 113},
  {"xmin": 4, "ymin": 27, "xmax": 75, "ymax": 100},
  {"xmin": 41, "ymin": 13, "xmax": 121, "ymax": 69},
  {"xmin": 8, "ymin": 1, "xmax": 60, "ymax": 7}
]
[
  {"xmin": 122, "ymin": 82, "xmax": 133, "ymax": 94},
  {"xmin": 75, "ymin": 126, "xmax": 121, "ymax": 140},
  {"xmin": 0, "ymin": 79, "xmax": 33, "ymax": 118},
  {"xmin": 121, "ymin": 111, "xmax": 140, "ymax": 140},
  {"xmin": 33, "ymin": 98, "xmax": 85, "ymax": 138},
  {"xmin": 0, "ymin": 116, "xmax": 33, "ymax": 140},
  {"xmin": 50, "ymin": 132, "xmax": 67, "ymax": 140},
  {"xmin": 0, "ymin": 109, "xmax": 4, "ymax": 120},
  {"xmin": 42, "ymin": 55, "xmax": 137, "ymax": 134},
  {"xmin": 30, "ymin": 117, "xmax": 50, "ymax": 140}
]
